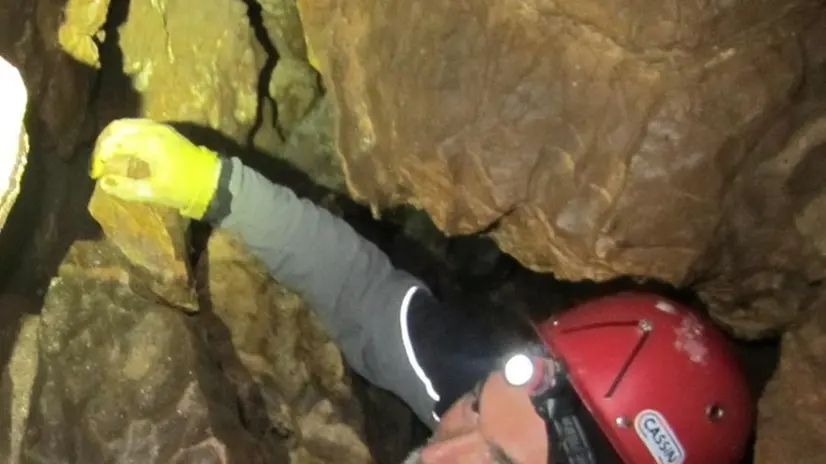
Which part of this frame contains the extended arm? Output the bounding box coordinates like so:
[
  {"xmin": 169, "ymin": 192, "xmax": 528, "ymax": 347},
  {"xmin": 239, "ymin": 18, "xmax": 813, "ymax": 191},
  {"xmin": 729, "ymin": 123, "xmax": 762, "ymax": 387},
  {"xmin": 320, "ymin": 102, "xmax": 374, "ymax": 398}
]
[
  {"xmin": 89, "ymin": 119, "xmax": 502, "ymax": 428},
  {"xmin": 204, "ymin": 157, "xmax": 444, "ymax": 426}
]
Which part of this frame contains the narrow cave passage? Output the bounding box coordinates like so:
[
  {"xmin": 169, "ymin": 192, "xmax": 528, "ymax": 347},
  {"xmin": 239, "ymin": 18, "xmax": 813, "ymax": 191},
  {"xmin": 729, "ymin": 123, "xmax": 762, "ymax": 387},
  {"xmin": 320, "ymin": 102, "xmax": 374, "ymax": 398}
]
[{"xmin": 1, "ymin": 0, "xmax": 823, "ymax": 462}]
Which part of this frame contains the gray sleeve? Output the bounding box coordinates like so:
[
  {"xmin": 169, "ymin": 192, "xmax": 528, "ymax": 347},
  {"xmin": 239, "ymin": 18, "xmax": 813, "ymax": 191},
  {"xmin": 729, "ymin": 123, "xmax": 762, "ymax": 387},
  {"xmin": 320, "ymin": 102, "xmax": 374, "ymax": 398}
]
[{"xmin": 208, "ymin": 157, "xmax": 441, "ymax": 427}]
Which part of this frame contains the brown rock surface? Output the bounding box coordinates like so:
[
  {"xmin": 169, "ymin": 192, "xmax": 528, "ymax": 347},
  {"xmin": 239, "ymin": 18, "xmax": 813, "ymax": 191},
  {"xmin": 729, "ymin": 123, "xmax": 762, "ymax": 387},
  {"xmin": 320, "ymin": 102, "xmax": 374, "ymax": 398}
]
[
  {"xmin": 297, "ymin": 0, "xmax": 822, "ymax": 285},
  {"xmin": 87, "ymin": 179, "xmax": 198, "ymax": 312},
  {"xmin": 276, "ymin": 96, "xmax": 344, "ymax": 193},
  {"xmin": 197, "ymin": 230, "xmax": 371, "ymax": 463},
  {"xmin": 755, "ymin": 292, "xmax": 826, "ymax": 464},
  {"xmin": 688, "ymin": 105, "xmax": 826, "ymax": 339},
  {"xmin": 118, "ymin": 0, "xmax": 260, "ymax": 141},
  {"xmin": 296, "ymin": 0, "xmax": 826, "ymax": 337},
  {"xmin": 16, "ymin": 240, "xmax": 277, "ymax": 463},
  {"xmin": 0, "ymin": 295, "xmax": 39, "ymax": 462},
  {"xmin": 270, "ymin": 58, "xmax": 320, "ymax": 136},
  {"xmin": 255, "ymin": 0, "xmax": 323, "ymax": 145},
  {"xmin": 0, "ymin": 199, "xmax": 374, "ymax": 463}
]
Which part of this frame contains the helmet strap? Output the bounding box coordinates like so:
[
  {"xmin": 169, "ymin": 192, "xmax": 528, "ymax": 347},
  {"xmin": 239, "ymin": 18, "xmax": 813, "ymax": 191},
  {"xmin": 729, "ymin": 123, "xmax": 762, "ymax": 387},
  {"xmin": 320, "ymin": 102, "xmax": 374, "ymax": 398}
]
[{"xmin": 530, "ymin": 361, "xmax": 599, "ymax": 464}]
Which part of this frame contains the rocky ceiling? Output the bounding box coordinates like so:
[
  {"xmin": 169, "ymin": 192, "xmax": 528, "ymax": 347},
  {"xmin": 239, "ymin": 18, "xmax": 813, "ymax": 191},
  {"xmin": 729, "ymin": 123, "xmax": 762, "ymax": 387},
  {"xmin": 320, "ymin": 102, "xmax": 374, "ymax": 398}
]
[{"xmin": 0, "ymin": 0, "xmax": 823, "ymax": 462}]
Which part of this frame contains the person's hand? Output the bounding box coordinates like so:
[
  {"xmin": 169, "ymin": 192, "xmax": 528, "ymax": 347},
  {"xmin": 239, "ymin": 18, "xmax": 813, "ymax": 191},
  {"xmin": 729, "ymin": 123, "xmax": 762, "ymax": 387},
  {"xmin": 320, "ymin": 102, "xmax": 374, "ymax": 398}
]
[{"xmin": 90, "ymin": 118, "xmax": 221, "ymax": 220}]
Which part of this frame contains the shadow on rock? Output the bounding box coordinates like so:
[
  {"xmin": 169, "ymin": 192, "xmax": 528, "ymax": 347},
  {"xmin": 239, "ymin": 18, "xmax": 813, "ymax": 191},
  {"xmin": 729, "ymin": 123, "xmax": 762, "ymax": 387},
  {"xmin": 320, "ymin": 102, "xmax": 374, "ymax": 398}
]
[{"xmin": 187, "ymin": 221, "xmax": 290, "ymax": 460}]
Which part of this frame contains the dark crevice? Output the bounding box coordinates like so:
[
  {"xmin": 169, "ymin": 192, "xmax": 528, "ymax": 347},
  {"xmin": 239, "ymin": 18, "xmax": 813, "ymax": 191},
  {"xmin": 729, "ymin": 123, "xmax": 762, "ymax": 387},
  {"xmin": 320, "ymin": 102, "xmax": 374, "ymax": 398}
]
[{"xmin": 241, "ymin": 0, "xmax": 284, "ymax": 147}]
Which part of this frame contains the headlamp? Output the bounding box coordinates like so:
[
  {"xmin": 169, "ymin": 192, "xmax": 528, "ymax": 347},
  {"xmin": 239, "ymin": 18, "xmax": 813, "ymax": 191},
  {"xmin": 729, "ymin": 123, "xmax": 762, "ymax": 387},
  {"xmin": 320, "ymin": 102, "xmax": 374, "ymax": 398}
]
[
  {"xmin": 502, "ymin": 352, "xmax": 599, "ymax": 464},
  {"xmin": 504, "ymin": 353, "xmax": 535, "ymax": 386}
]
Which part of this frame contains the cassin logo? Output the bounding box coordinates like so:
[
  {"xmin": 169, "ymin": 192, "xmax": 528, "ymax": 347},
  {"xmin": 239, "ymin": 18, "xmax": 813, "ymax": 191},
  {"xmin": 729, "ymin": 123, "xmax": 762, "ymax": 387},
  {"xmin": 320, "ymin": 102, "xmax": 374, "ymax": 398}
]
[{"xmin": 634, "ymin": 410, "xmax": 686, "ymax": 464}]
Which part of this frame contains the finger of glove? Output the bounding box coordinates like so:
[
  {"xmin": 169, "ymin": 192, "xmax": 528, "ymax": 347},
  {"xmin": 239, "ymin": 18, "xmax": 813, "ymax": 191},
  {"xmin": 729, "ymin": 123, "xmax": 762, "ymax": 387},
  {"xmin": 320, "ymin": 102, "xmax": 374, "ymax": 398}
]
[
  {"xmin": 91, "ymin": 119, "xmax": 164, "ymax": 178},
  {"xmin": 99, "ymin": 174, "xmax": 156, "ymax": 202}
]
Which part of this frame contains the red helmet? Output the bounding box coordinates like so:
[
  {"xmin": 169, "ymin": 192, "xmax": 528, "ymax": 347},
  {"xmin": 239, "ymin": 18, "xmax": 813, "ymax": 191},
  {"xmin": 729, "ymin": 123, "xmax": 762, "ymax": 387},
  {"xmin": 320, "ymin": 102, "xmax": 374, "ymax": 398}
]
[{"xmin": 532, "ymin": 292, "xmax": 754, "ymax": 463}]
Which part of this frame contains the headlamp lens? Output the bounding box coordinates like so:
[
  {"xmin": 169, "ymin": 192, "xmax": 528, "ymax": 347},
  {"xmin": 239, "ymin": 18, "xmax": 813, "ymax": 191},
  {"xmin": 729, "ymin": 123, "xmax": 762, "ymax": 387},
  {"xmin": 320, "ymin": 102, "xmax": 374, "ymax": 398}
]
[{"xmin": 504, "ymin": 353, "xmax": 535, "ymax": 387}]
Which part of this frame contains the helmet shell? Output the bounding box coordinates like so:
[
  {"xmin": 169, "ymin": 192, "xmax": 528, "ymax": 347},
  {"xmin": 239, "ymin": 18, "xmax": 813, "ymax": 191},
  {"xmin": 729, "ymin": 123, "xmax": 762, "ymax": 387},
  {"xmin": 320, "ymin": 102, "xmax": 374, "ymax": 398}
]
[{"xmin": 536, "ymin": 292, "xmax": 753, "ymax": 464}]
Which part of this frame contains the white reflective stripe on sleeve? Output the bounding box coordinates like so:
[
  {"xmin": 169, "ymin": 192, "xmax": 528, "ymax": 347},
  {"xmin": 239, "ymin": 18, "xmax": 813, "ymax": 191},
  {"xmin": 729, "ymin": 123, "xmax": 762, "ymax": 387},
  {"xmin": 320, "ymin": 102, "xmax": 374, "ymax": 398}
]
[
  {"xmin": 432, "ymin": 411, "xmax": 441, "ymax": 423},
  {"xmin": 399, "ymin": 286, "xmax": 441, "ymax": 402}
]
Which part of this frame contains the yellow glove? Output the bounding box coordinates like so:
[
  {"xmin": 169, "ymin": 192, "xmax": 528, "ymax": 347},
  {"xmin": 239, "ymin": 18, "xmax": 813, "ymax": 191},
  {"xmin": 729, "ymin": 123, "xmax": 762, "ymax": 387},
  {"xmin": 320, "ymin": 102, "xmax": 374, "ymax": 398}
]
[{"xmin": 90, "ymin": 118, "xmax": 221, "ymax": 220}]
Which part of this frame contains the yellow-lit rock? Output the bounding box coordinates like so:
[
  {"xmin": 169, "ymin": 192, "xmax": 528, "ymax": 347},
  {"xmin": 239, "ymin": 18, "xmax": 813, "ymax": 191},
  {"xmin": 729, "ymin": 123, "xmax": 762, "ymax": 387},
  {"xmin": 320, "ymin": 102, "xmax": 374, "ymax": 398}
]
[
  {"xmin": 87, "ymin": 156, "xmax": 198, "ymax": 312},
  {"xmin": 57, "ymin": 0, "xmax": 112, "ymax": 68},
  {"xmin": 118, "ymin": 0, "xmax": 261, "ymax": 142}
]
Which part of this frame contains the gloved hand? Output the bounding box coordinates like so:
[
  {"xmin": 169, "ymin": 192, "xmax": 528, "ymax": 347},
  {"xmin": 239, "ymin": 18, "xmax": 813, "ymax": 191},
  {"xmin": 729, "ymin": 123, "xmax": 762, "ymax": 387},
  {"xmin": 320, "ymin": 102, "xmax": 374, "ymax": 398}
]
[{"xmin": 90, "ymin": 118, "xmax": 221, "ymax": 220}]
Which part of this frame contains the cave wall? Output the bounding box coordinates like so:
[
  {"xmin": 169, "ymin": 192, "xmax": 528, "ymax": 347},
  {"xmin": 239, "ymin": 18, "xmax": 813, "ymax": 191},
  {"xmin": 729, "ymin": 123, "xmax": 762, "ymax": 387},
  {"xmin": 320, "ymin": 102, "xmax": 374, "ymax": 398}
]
[
  {"xmin": 294, "ymin": 0, "xmax": 826, "ymax": 461},
  {"xmin": 0, "ymin": 0, "xmax": 385, "ymax": 462},
  {"xmin": 1, "ymin": 0, "xmax": 826, "ymax": 462},
  {"xmin": 296, "ymin": 0, "xmax": 826, "ymax": 337}
]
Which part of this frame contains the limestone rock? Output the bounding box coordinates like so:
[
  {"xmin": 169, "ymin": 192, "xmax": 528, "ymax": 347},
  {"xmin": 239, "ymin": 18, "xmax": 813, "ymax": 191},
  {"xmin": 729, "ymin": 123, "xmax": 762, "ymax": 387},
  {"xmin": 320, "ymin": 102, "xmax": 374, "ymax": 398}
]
[
  {"xmin": 257, "ymin": 0, "xmax": 322, "ymax": 139},
  {"xmin": 755, "ymin": 292, "xmax": 826, "ymax": 463},
  {"xmin": 0, "ymin": 56, "xmax": 29, "ymax": 234},
  {"xmin": 296, "ymin": 0, "xmax": 826, "ymax": 336},
  {"xmin": 118, "ymin": 0, "xmax": 261, "ymax": 142},
  {"xmin": 87, "ymin": 178, "xmax": 198, "ymax": 312},
  {"xmin": 270, "ymin": 58, "xmax": 320, "ymax": 136},
  {"xmin": 251, "ymin": 97, "xmax": 287, "ymax": 154},
  {"xmin": 197, "ymin": 230, "xmax": 371, "ymax": 463},
  {"xmin": 0, "ymin": 295, "xmax": 40, "ymax": 462},
  {"xmin": 297, "ymin": 0, "xmax": 820, "ymax": 283},
  {"xmin": 18, "ymin": 240, "xmax": 278, "ymax": 463},
  {"xmin": 276, "ymin": 96, "xmax": 343, "ymax": 193},
  {"xmin": 259, "ymin": 0, "xmax": 310, "ymax": 61},
  {"xmin": 790, "ymin": 118, "xmax": 826, "ymax": 258},
  {"xmin": 57, "ymin": 0, "xmax": 111, "ymax": 68},
  {"xmin": 687, "ymin": 107, "xmax": 826, "ymax": 339}
]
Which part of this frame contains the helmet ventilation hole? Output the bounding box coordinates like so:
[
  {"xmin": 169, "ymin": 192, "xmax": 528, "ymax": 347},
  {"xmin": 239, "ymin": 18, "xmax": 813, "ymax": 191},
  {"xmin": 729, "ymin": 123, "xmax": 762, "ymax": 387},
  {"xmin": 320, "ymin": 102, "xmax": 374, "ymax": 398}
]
[{"xmin": 706, "ymin": 404, "xmax": 725, "ymax": 422}]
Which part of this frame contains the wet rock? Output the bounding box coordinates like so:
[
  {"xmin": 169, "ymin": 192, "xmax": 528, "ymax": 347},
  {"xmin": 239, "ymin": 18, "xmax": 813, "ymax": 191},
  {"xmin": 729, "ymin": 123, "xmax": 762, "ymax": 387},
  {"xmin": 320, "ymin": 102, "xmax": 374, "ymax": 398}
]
[
  {"xmin": 118, "ymin": 0, "xmax": 261, "ymax": 142},
  {"xmin": 0, "ymin": 0, "xmax": 96, "ymax": 160},
  {"xmin": 755, "ymin": 292, "xmax": 826, "ymax": 463},
  {"xmin": 17, "ymin": 240, "xmax": 277, "ymax": 463},
  {"xmin": 197, "ymin": 230, "xmax": 371, "ymax": 463},
  {"xmin": 58, "ymin": 0, "xmax": 111, "ymax": 68},
  {"xmin": 0, "ymin": 57, "xmax": 29, "ymax": 234}
]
